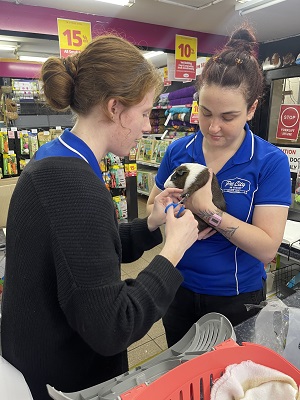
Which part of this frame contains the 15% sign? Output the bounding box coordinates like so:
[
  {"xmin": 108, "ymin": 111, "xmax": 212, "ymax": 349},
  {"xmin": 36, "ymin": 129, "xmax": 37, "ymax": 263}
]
[{"xmin": 57, "ymin": 18, "xmax": 92, "ymax": 58}]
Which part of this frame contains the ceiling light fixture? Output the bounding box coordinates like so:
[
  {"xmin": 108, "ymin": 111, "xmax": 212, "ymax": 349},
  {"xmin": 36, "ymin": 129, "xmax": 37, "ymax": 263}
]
[
  {"xmin": 0, "ymin": 44, "xmax": 17, "ymax": 51},
  {"xmin": 156, "ymin": 0, "xmax": 224, "ymax": 11},
  {"xmin": 235, "ymin": 0, "xmax": 287, "ymax": 16},
  {"xmin": 143, "ymin": 51, "xmax": 165, "ymax": 59},
  {"xmin": 19, "ymin": 55, "xmax": 48, "ymax": 63},
  {"xmin": 95, "ymin": 0, "xmax": 135, "ymax": 6}
]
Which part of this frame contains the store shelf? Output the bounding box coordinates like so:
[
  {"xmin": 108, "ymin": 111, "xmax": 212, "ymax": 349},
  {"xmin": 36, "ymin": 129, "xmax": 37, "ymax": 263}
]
[
  {"xmin": 137, "ymin": 161, "xmax": 160, "ymax": 168},
  {"xmin": 137, "ymin": 189, "xmax": 150, "ymax": 196},
  {"xmin": 152, "ymin": 104, "xmax": 192, "ymax": 109}
]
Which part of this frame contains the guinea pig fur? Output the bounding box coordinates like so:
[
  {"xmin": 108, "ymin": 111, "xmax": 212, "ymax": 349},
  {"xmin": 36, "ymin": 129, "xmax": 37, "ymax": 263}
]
[{"xmin": 164, "ymin": 163, "xmax": 226, "ymax": 231}]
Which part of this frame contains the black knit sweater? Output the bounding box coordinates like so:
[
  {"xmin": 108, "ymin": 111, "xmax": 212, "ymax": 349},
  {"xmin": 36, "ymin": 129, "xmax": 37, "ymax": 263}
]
[{"xmin": 1, "ymin": 157, "xmax": 183, "ymax": 399}]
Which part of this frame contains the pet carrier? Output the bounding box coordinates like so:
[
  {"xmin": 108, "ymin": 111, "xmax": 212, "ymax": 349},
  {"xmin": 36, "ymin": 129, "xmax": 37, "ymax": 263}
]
[{"xmin": 47, "ymin": 312, "xmax": 235, "ymax": 400}]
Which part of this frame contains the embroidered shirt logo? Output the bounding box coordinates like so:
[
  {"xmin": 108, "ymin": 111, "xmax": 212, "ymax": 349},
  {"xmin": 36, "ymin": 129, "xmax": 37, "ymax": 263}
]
[{"xmin": 221, "ymin": 177, "xmax": 250, "ymax": 194}]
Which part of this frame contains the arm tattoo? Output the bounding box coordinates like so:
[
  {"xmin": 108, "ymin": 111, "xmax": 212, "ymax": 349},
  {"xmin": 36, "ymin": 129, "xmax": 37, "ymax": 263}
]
[
  {"xmin": 218, "ymin": 226, "xmax": 239, "ymax": 240},
  {"xmin": 198, "ymin": 209, "xmax": 239, "ymax": 239}
]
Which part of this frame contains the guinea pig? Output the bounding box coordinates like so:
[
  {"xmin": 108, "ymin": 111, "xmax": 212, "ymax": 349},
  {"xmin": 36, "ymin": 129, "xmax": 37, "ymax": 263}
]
[{"xmin": 164, "ymin": 163, "xmax": 226, "ymax": 231}]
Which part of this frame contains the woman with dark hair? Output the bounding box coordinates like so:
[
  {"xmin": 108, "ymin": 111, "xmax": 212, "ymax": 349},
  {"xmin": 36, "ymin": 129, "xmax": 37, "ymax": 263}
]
[
  {"xmin": 147, "ymin": 25, "xmax": 291, "ymax": 346},
  {"xmin": 1, "ymin": 34, "xmax": 199, "ymax": 399}
]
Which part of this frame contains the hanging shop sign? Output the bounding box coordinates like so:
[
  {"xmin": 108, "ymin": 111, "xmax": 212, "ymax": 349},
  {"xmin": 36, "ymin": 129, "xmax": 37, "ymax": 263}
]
[
  {"xmin": 175, "ymin": 35, "xmax": 197, "ymax": 80},
  {"xmin": 190, "ymin": 101, "xmax": 199, "ymax": 124},
  {"xmin": 196, "ymin": 56, "xmax": 210, "ymax": 75},
  {"xmin": 276, "ymin": 105, "xmax": 300, "ymax": 141},
  {"xmin": 278, "ymin": 146, "xmax": 300, "ymax": 172},
  {"xmin": 57, "ymin": 18, "xmax": 92, "ymax": 58}
]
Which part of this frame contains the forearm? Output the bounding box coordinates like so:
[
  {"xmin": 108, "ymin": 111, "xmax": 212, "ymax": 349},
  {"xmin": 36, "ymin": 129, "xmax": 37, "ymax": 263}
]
[
  {"xmin": 120, "ymin": 217, "xmax": 162, "ymax": 263},
  {"xmin": 197, "ymin": 205, "xmax": 284, "ymax": 264},
  {"xmin": 146, "ymin": 202, "xmax": 153, "ymax": 216}
]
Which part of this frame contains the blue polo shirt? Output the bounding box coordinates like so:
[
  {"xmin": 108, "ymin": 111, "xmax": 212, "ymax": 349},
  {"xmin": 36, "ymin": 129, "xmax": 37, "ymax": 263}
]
[
  {"xmin": 34, "ymin": 128, "xmax": 104, "ymax": 181},
  {"xmin": 155, "ymin": 124, "xmax": 291, "ymax": 296}
]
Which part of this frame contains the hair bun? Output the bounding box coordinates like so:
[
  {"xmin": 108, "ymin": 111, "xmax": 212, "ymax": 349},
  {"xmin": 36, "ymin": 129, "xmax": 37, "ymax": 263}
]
[
  {"xmin": 63, "ymin": 56, "xmax": 79, "ymax": 80},
  {"xmin": 226, "ymin": 25, "xmax": 257, "ymax": 55}
]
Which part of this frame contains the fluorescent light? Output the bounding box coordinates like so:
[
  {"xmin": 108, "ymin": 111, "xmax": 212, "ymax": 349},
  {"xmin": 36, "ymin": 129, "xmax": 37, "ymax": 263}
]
[
  {"xmin": 0, "ymin": 44, "xmax": 17, "ymax": 51},
  {"xmin": 235, "ymin": 0, "xmax": 287, "ymax": 15},
  {"xmin": 157, "ymin": 0, "xmax": 198, "ymax": 9},
  {"xmin": 143, "ymin": 51, "xmax": 164, "ymax": 59},
  {"xmin": 95, "ymin": 0, "xmax": 135, "ymax": 6},
  {"xmin": 157, "ymin": 0, "xmax": 225, "ymax": 10},
  {"xmin": 19, "ymin": 55, "xmax": 48, "ymax": 62}
]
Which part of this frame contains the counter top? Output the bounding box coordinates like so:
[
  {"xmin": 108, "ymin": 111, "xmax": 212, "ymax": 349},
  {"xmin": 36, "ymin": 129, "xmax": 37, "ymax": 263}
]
[{"xmin": 234, "ymin": 291, "xmax": 300, "ymax": 346}]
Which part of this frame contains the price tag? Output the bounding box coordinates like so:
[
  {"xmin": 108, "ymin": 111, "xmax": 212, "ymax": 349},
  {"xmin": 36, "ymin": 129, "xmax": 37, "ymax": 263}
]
[
  {"xmin": 175, "ymin": 35, "xmax": 197, "ymax": 80},
  {"xmin": 57, "ymin": 18, "xmax": 92, "ymax": 58}
]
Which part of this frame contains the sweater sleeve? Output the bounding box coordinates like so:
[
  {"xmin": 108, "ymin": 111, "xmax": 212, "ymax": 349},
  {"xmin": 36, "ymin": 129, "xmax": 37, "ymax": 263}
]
[
  {"xmin": 35, "ymin": 159, "xmax": 183, "ymax": 357},
  {"xmin": 119, "ymin": 217, "xmax": 163, "ymax": 263}
]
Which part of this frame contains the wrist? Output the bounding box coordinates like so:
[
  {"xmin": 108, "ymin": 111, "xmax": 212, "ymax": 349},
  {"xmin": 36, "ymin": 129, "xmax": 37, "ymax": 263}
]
[
  {"xmin": 147, "ymin": 214, "xmax": 158, "ymax": 232},
  {"xmin": 208, "ymin": 212, "xmax": 223, "ymax": 227},
  {"xmin": 198, "ymin": 207, "xmax": 224, "ymax": 227}
]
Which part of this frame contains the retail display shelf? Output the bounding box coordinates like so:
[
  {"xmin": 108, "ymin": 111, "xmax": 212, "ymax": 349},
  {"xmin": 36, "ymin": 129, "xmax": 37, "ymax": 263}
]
[
  {"xmin": 152, "ymin": 104, "xmax": 192, "ymax": 109},
  {"xmin": 137, "ymin": 189, "xmax": 150, "ymax": 196},
  {"xmin": 136, "ymin": 161, "xmax": 160, "ymax": 168}
]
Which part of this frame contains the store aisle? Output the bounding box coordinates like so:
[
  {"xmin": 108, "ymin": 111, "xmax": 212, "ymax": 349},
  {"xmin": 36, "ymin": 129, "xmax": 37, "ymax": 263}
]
[{"xmin": 121, "ymin": 195, "xmax": 168, "ymax": 369}]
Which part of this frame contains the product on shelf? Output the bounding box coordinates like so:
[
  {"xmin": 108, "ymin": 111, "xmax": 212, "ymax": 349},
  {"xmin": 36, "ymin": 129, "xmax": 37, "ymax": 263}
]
[
  {"xmin": 137, "ymin": 170, "xmax": 156, "ymax": 195},
  {"xmin": 19, "ymin": 131, "xmax": 30, "ymax": 155},
  {"xmin": 136, "ymin": 138, "xmax": 172, "ymax": 164},
  {"xmin": 155, "ymin": 139, "xmax": 172, "ymax": 163},
  {"xmin": 49, "ymin": 128, "xmax": 63, "ymax": 140},
  {"xmin": 3, "ymin": 153, "xmax": 17, "ymax": 176},
  {"xmin": 0, "ymin": 131, "xmax": 9, "ymax": 154},
  {"xmin": 38, "ymin": 131, "xmax": 52, "ymax": 147},
  {"xmin": 136, "ymin": 138, "xmax": 155, "ymax": 162},
  {"xmin": 100, "ymin": 153, "xmax": 128, "ymax": 220},
  {"xmin": 112, "ymin": 195, "xmax": 128, "ymax": 220},
  {"xmin": 28, "ymin": 132, "xmax": 39, "ymax": 158}
]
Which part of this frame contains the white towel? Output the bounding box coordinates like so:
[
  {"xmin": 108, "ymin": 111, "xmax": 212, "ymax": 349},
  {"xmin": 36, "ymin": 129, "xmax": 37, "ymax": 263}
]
[{"xmin": 210, "ymin": 360, "xmax": 300, "ymax": 400}]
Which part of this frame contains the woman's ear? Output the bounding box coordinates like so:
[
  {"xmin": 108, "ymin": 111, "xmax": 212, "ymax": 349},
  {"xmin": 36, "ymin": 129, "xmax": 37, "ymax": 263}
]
[
  {"xmin": 247, "ymin": 99, "xmax": 258, "ymax": 121},
  {"xmin": 107, "ymin": 99, "xmax": 118, "ymax": 120}
]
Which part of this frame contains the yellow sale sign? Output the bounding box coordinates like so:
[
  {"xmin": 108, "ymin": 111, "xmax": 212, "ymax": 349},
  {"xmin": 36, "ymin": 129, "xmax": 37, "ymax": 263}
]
[
  {"xmin": 163, "ymin": 67, "xmax": 171, "ymax": 86},
  {"xmin": 57, "ymin": 18, "xmax": 92, "ymax": 58},
  {"xmin": 175, "ymin": 35, "xmax": 197, "ymax": 80},
  {"xmin": 190, "ymin": 100, "xmax": 199, "ymax": 124}
]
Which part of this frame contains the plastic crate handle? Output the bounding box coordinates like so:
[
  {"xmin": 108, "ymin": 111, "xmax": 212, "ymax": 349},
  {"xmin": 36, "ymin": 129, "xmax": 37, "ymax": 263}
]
[
  {"xmin": 212, "ymin": 338, "xmax": 239, "ymax": 351},
  {"xmin": 120, "ymin": 383, "xmax": 148, "ymax": 399}
]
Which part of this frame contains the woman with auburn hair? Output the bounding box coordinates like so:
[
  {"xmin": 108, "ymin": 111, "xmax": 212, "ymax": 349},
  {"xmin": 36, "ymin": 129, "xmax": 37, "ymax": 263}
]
[{"xmin": 1, "ymin": 34, "xmax": 199, "ymax": 399}]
